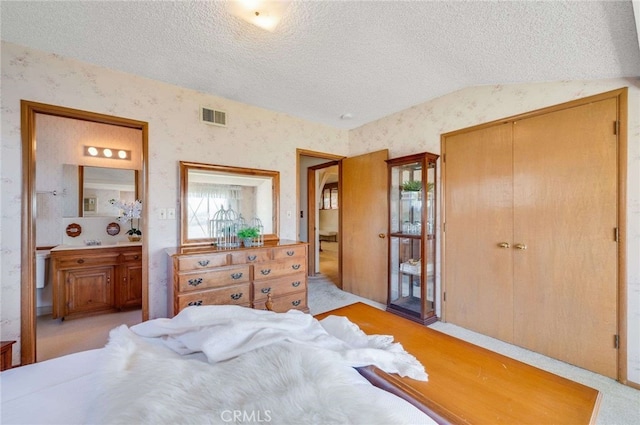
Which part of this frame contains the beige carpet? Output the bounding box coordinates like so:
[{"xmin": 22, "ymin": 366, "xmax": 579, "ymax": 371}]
[{"xmin": 36, "ymin": 309, "xmax": 142, "ymax": 362}]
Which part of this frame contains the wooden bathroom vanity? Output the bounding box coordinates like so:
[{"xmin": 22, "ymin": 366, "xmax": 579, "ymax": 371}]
[{"xmin": 51, "ymin": 244, "xmax": 142, "ymax": 320}]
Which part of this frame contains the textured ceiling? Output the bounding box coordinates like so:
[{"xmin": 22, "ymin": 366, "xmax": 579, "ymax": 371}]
[{"xmin": 2, "ymin": 1, "xmax": 639, "ymax": 129}]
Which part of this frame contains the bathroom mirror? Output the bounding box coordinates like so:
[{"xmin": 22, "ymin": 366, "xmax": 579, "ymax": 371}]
[
  {"xmin": 62, "ymin": 164, "xmax": 138, "ymax": 217},
  {"xmin": 180, "ymin": 161, "xmax": 279, "ymax": 246}
]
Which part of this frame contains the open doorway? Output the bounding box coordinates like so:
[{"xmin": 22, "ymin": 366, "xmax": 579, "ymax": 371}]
[{"xmin": 297, "ymin": 150, "xmax": 344, "ymax": 288}]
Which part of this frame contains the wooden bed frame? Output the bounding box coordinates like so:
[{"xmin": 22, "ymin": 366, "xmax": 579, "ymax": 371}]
[{"xmin": 315, "ymin": 303, "xmax": 601, "ymax": 425}]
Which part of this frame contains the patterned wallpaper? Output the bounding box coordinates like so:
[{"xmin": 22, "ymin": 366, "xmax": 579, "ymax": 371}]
[
  {"xmin": 351, "ymin": 79, "xmax": 640, "ymax": 383},
  {"xmin": 1, "ymin": 41, "xmax": 638, "ymax": 382}
]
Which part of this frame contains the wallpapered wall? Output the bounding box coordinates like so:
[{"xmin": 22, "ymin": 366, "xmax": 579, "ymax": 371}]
[
  {"xmin": 351, "ymin": 79, "xmax": 640, "ymax": 384},
  {"xmin": 0, "ymin": 41, "xmax": 349, "ymax": 348},
  {"xmin": 36, "ymin": 114, "xmax": 143, "ymax": 247},
  {"xmin": 1, "ymin": 41, "xmax": 638, "ymax": 382}
]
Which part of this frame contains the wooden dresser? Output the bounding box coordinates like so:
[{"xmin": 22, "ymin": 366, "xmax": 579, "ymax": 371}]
[
  {"xmin": 51, "ymin": 244, "xmax": 142, "ymax": 320},
  {"xmin": 167, "ymin": 240, "xmax": 308, "ymax": 316}
]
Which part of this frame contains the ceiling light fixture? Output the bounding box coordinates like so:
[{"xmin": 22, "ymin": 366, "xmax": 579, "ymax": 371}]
[
  {"xmin": 84, "ymin": 145, "xmax": 130, "ymax": 160},
  {"xmin": 228, "ymin": 0, "xmax": 291, "ymax": 32}
]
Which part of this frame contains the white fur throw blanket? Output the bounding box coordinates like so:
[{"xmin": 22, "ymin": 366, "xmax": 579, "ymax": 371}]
[{"xmin": 86, "ymin": 306, "xmax": 428, "ymax": 424}]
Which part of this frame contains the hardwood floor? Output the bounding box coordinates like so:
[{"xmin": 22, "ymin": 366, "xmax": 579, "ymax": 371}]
[{"xmin": 319, "ymin": 241, "xmax": 338, "ymax": 284}]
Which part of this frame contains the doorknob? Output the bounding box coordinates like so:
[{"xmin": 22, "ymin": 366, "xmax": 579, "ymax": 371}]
[
  {"xmin": 514, "ymin": 243, "xmax": 527, "ymax": 250},
  {"xmin": 378, "ymin": 233, "xmax": 386, "ymax": 239},
  {"xmin": 497, "ymin": 242, "xmax": 510, "ymax": 248}
]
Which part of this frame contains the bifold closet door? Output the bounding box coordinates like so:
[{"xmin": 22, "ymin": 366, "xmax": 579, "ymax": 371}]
[
  {"xmin": 512, "ymin": 98, "xmax": 618, "ymax": 378},
  {"xmin": 443, "ymin": 124, "xmax": 514, "ymax": 342}
]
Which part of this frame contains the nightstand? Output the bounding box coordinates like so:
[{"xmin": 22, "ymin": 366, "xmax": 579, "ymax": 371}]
[{"xmin": 1, "ymin": 340, "xmax": 16, "ymax": 371}]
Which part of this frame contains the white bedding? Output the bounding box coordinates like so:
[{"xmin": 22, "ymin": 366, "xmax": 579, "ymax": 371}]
[{"xmin": 1, "ymin": 306, "xmax": 437, "ymax": 425}]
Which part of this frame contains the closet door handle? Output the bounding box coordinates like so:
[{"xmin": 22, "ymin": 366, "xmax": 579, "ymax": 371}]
[
  {"xmin": 514, "ymin": 243, "xmax": 527, "ymax": 250},
  {"xmin": 498, "ymin": 242, "xmax": 510, "ymax": 248}
]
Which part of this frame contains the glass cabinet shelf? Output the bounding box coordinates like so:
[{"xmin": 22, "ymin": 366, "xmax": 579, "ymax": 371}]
[{"xmin": 386, "ymin": 152, "xmax": 439, "ymax": 325}]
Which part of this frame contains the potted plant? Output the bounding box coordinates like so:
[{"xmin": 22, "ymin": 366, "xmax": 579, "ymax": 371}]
[
  {"xmin": 110, "ymin": 199, "xmax": 143, "ymax": 242},
  {"xmin": 237, "ymin": 226, "xmax": 260, "ymax": 247},
  {"xmin": 402, "ymin": 180, "xmax": 422, "ymax": 191}
]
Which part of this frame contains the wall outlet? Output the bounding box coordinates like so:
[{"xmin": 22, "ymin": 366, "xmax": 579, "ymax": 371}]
[
  {"xmin": 167, "ymin": 208, "xmax": 176, "ymax": 220},
  {"xmin": 159, "ymin": 208, "xmax": 167, "ymax": 220}
]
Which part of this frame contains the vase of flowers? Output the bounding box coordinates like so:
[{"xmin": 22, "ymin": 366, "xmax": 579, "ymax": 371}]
[{"xmin": 109, "ymin": 199, "xmax": 142, "ymax": 242}]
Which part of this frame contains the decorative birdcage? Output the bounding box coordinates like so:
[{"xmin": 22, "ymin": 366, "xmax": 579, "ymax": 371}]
[
  {"xmin": 249, "ymin": 217, "xmax": 264, "ymax": 246},
  {"xmin": 210, "ymin": 206, "xmax": 241, "ymax": 248}
]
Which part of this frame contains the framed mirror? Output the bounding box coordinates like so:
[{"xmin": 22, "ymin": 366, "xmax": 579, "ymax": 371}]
[
  {"xmin": 180, "ymin": 161, "xmax": 280, "ymax": 246},
  {"xmin": 62, "ymin": 165, "xmax": 139, "ymax": 217}
]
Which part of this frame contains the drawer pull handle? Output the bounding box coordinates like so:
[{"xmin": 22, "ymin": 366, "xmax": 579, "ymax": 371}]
[
  {"xmin": 247, "ymin": 255, "xmax": 257, "ymax": 261},
  {"xmin": 231, "ymin": 272, "xmax": 243, "ymax": 279},
  {"xmin": 261, "ymin": 287, "xmax": 271, "ymax": 294},
  {"xmin": 188, "ymin": 277, "xmax": 203, "ymax": 287},
  {"xmin": 188, "ymin": 300, "xmax": 203, "ymax": 306},
  {"xmin": 198, "ymin": 260, "xmax": 210, "ymax": 267},
  {"xmin": 292, "ymin": 264, "xmax": 301, "ymax": 270},
  {"xmin": 292, "ymin": 300, "xmax": 301, "ymax": 307},
  {"xmin": 260, "ymin": 269, "xmax": 271, "ymax": 275},
  {"xmin": 134, "ymin": 255, "xmax": 139, "ymax": 260},
  {"xmin": 77, "ymin": 259, "xmax": 85, "ymax": 264},
  {"xmin": 291, "ymin": 281, "xmax": 301, "ymax": 287},
  {"xmin": 286, "ymin": 250, "xmax": 295, "ymax": 256},
  {"xmin": 230, "ymin": 293, "xmax": 243, "ymax": 300}
]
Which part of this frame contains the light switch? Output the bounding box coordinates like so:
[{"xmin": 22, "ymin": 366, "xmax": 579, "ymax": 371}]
[
  {"xmin": 159, "ymin": 208, "xmax": 167, "ymax": 220},
  {"xmin": 167, "ymin": 208, "xmax": 176, "ymax": 220}
]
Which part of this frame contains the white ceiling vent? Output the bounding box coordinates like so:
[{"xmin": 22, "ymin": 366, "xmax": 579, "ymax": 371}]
[{"xmin": 200, "ymin": 106, "xmax": 227, "ymax": 127}]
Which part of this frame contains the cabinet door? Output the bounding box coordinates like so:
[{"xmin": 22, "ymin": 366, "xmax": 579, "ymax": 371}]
[
  {"xmin": 443, "ymin": 124, "xmax": 514, "ymax": 342},
  {"xmin": 64, "ymin": 266, "xmax": 115, "ymax": 317},
  {"xmin": 118, "ymin": 263, "xmax": 143, "ymax": 309}
]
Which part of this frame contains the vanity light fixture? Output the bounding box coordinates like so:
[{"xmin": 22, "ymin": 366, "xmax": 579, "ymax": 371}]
[
  {"xmin": 84, "ymin": 145, "xmax": 131, "ymax": 160},
  {"xmin": 228, "ymin": 0, "xmax": 291, "ymax": 31}
]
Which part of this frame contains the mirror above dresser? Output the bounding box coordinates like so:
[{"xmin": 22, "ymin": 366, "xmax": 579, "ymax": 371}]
[{"xmin": 179, "ymin": 161, "xmax": 280, "ymax": 246}]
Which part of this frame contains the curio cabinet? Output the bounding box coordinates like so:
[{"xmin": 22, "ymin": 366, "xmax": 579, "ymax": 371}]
[{"xmin": 386, "ymin": 152, "xmax": 439, "ymax": 325}]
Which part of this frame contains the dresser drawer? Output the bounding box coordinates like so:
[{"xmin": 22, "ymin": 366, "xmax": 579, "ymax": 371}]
[
  {"xmin": 253, "ymin": 273, "xmax": 306, "ymax": 301},
  {"xmin": 253, "ymin": 291, "xmax": 307, "ymax": 313},
  {"xmin": 253, "ymin": 259, "xmax": 306, "ymax": 281},
  {"xmin": 177, "ymin": 265, "xmax": 250, "ymax": 292},
  {"xmin": 177, "ymin": 283, "xmax": 251, "ymax": 311},
  {"xmin": 230, "ymin": 249, "xmax": 272, "ymax": 265},
  {"xmin": 273, "ymin": 245, "xmax": 306, "ymax": 260},
  {"xmin": 176, "ymin": 253, "xmax": 228, "ymax": 271}
]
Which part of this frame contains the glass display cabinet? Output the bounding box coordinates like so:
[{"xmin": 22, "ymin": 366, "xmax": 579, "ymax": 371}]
[{"xmin": 386, "ymin": 152, "xmax": 439, "ymax": 325}]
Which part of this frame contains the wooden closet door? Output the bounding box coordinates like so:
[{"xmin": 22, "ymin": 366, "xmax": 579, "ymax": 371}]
[
  {"xmin": 512, "ymin": 98, "xmax": 618, "ymax": 378},
  {"xmin": 443, "ymin": 124, "xmax": 514, "ymax": 342}
]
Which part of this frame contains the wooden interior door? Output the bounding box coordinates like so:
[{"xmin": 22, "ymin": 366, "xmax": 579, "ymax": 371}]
[
  {"xmin": 443, "ymin": 124, "xmax": 515, "ymax": 342},
  {"xmin": 341, "ymin": 149, "xmax": 389, "ymax": 303},
  {"xmin": 512, "ymin": 99, "xmax": 618, "ymax": 378}
]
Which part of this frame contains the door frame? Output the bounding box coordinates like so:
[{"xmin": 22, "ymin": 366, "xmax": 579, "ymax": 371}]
[
  {"xmin": 296, "ymin": 149, "xmax": 344, "ymax": 282},
  {"xmin": 20, "ymin": 100, "xmax": 149, "ymax": 365},
  {"xmin": 440, "ymin": 88, "xmax": 628, "ymax": 383}
]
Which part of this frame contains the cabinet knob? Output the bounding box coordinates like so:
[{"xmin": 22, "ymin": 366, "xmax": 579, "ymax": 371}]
[
  {"xmin": 230, "ymin": 293, "xmax": 243, "ymax": 300},
  {"xmin": 498, "ymin": 242, "xmax": 510, "ymax": 248},
  {"xmin": 292, "ymin": 300, "xmax": 301, "ymax": 307},
  {"xmin": 292, "ymin": 264, "xmax": 301, "ymax": 270},
  {"xmin": 286, "ymin": 250, "xmax": 295, "ymax": 256},
  {"xmin": 514, "ymin": 243, "xmax": 527, "ymax": 250},
  {"xmin": 260, "ymin": 269, "xmax": 271, "ymax": 275},
  {"xmin": 231, "ymin": 272, "xmax": 243, "ymax": 279},
  {"xmin": 261, "ymin": 287, "xmax": 271, "ymax": 294},
  {"xmin": 77, "ymin": 259, "xmax": 85, "ymax": 264},
  {"xmin": 198, "ymin": 260, "xmax": 210, "ymax": 267},
  {"xmin": 247, "ymin": 255, "xmax": 257, "ymax": 261},
  {"xmin": 378, "ymin": 233, "xmax": 386, "ymax": 239}
]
